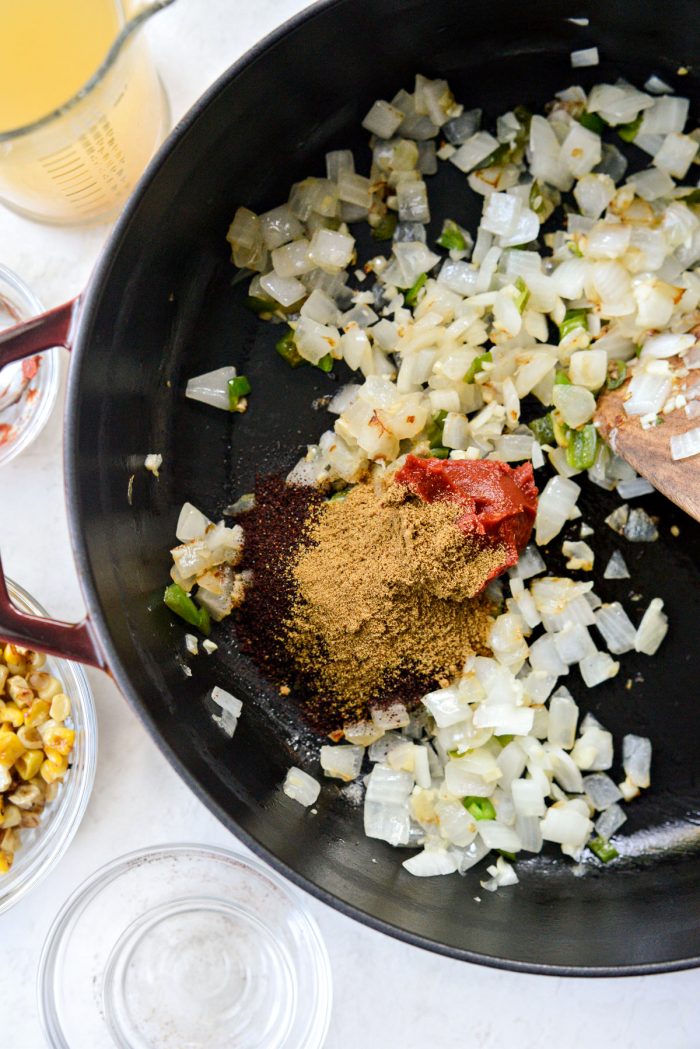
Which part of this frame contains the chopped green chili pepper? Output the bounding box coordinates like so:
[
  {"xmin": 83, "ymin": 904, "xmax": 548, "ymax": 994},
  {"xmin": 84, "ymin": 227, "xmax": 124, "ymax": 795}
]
[
  {"xmin": 480, "ymin": 141, "xmax": 511, "ymax": 168},
  {"xmin": 372, "ymin": 212, "xmax": 397, "ymax": 241},
  {"xmin": 425, "ymin": 409, "xmax": 448, "ymax": 447},
  {"xmin": 513, "ymin": 104, "xmax": 533, "ymax": 130},
  {"xmin": 617, "ymin": 112, "xmax": 643, "ymax": 142},
  {"xmin": 528, "ymin": 179, "xmax": 557, "ymax": 222},
  {"xmin": 437, "ymin": 219, "xmax": 467, "ymax": 252},
  {"xmin": 566, "ymin": 423, "xmax": 598, "ymax": 470},
  {"xmin": 462, "ymin": 796, "xmax": 497, "ymax": 821},
  {"xmin": 567, "ymin": 241, "xmax": 584, "ymax": 258},
  {"xmin": 554, "ymin": 370, "xmax": 572, "ymax": 385},
  {"xmin": 316, "ymin": 353, "xmax": 334, "ymax": 372},
  {"xmin": 464, "ymin": 351, "xmax": 493, "ymax": 383},
  {"xmin": 558, "ymin": 308, "xmax": 588, "ymax": 342},
  {"xmin": 494, "ymin": 734, "xmax": 514, "ymax": 747},
  {"xmin": 275, "ymin": 327, "xmax": 304, "ymax": 368},
  {"xmin": 529, "ymin": 413, "xmax": 555, "ymax": 446},
  {"xmin": 163, "ymin": 584, "xmax": 211, "ymax": 635},
  {"xmin": 553, "ymin": 415, "xmax": 571, "ymax": 448},
  {"xmin": 578, "ymin": 111, "xmax": 607, "ymax": 135},
  {"xmin": 228, "ymin": 374, "xmax": 251, "ymax": 411},
  {"xmin": 429, "ymin": 446, "xmax": 450, "ymax": 459},
  {"xmin": 404, "ymin": 272, "xmax": 427, "ymax": 308},
  {"xmin": 606, "ymin": 359, "xmax": 628, "ymax": 390},
  {"xmin": 328, "ymin": 487, "xmax": 351, "ymax": 502},
  {"xmin": 246, "ymin": 295, "xmax": 274, "ymax": 315},
  {"xmin": 529, "ymin": 179, "xmax": 544, "ymax": 212},
  {"xmin": 588, "ymin": 836, "xmax": 619, "ymax": 863},
  {"xmin": 514, "ymin": 276, "xmax": 530, "ymax": 313},
  {"xmin": 682, "ymin": 188, "xmax": 700, "ymax": 206},
  {"xmin": 498, "ymin": 850, "xmax": 517, "ymax": 862}
]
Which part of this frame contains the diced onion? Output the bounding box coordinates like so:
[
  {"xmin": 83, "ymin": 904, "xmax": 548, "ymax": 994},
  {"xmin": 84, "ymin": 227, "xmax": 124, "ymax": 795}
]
[
  {"xmin": 540, "ymin": 803, "xmax": 592, "ymax": 847},
  {"xmin": 583, "ymin": 772, "xmax": 623, "ymax": 810},
  {"xmin": 185, "ymin": 366, "xmax": 237, "ymax": 411},
  {"xmin": 403, "ymin": 846, "xmax": 460, "ymax": 877},
  {"xmin": 634, "ymin": 597, "xmax": 668, "ymax": 655},
  {"xmin": 595, "ymin": 803, "xmax": 627, "ymax": 839},
  {"xmin": 622, "ymin": 734, "xmax": 652, "ymax": 789},
  {"xmin": 320, "ymin": 744, "xmax": 364, "ymax": 782},
  {"xmin": 535, "ymin": 475, "xmax": 581, "ymax": 545},
  {"xmin": 594, "ymin": 602, "xmax": 637, "ymax": 654},
  {"xmin": 283, "ymin": 767, "xmax": 320, "ymax": 807},
  {"xmin": 570, "ymin": 47, "xmax": 599, "ymax": 68}
]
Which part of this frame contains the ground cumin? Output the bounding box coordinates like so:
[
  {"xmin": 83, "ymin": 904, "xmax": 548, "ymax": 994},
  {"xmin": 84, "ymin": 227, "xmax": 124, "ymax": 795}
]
[
  {"xmin": 233, "ymin": 474, "xmax": 503, "ymax": 732},
  {"xmin": 285, "ymin": 478, "xmax": 501, "ymax": 726}
]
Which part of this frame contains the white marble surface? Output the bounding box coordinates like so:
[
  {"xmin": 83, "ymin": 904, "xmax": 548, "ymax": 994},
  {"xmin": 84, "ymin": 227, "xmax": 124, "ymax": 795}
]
[{"xmin": 0, "ymin": 1, "xmax": 698, "ymax": 1046}]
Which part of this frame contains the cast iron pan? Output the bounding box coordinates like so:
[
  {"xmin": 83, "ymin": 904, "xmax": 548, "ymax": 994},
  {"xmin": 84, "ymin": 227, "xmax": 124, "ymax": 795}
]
[{"xmin": 1, "ymin": 0, "xmax": 700, "ymax": 973}]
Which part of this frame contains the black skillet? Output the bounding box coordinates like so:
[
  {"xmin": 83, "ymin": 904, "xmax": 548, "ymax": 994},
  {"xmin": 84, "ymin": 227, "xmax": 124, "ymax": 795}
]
[{"xmin": 0, "ymin": 0, "xmax": 699, "ymax": 974}]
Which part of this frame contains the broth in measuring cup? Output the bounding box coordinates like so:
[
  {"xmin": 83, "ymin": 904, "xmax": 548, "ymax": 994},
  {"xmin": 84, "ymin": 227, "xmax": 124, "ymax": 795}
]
[{"xmin": 0, "ymin": 0, "xmax": 170, "ymax": 224}]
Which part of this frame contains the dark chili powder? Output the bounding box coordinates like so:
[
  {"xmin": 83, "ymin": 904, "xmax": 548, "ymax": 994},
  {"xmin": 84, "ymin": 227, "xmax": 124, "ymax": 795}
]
[{"xmin": 231, "ymin": 475, "xmax": 323, "ymax": 688}]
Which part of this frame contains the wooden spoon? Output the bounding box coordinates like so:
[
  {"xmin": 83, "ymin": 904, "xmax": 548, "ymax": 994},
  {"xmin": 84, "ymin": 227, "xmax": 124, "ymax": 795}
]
[{"xmin": 594, "ymin": 359, "xmax": 700, "ymax": 522}]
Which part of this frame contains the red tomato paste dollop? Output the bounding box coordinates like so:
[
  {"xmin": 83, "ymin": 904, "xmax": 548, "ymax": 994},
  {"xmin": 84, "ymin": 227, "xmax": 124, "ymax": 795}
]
[{"xmin": 395, "ymin": 455, "xmax": 538, "ymax": 571}]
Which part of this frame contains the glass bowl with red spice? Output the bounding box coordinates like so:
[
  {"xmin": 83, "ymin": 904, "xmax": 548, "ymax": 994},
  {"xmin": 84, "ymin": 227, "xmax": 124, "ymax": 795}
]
[{"xmin": 0, "ymin": 264, "xmax": 60, "ymax": 467}]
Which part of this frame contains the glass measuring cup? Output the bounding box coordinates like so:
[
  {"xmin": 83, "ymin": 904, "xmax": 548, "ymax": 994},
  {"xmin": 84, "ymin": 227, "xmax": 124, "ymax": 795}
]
[{"xmin": 0, "ymin": 0, "xmax": 175, "ymax": 225}]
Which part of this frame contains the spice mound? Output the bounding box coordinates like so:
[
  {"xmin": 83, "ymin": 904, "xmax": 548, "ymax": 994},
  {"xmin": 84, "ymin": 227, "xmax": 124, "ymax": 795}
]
[{"xmin": 234, "ymin": 460, "xmax": 538, "ymax": 731}]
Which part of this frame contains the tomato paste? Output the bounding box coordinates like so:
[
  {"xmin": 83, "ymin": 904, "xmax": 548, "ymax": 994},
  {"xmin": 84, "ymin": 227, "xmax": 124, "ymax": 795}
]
[{"xmin": 395, "ymin": 455, "xmax": 538, "ymax": 568}]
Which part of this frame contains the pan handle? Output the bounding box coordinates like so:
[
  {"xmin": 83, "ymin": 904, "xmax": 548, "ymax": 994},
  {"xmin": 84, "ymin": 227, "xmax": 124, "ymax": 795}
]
[{"xmin": 0, "ymin": 299, "xmax": 106, "ymax": 669}]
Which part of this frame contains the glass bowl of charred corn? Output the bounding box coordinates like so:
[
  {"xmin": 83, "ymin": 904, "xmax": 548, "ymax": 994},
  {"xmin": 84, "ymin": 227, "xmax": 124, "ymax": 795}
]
[{"xmin": 0, "ymin": 579, "xmax": 96, "ymax": 914}]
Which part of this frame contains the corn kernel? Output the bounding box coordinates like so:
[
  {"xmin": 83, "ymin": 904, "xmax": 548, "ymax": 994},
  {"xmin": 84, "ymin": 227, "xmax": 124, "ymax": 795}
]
[
  {"xmin": 15, "ymin": 750, "xmax": 43, "ymax": 781},
  {"xmin": 40, "ymin": 757, "xmax": 67, "ymax": 784},
  {"xmin": 43, "ymin": 747, "xmax": 69, "ymax": 770},
  {"xmin": 16, "ymin": 724, "xmax": 43, "ymax": 750},
  {"xmin": 3, "ymin": 644, "xmax": 26, "ymax": 670},
  {"xmin": 28, "ymin": 672, "xmax": 61, "ymax": 702},
  {"xmin": 39, "ymin": 722, "xmax": 75, "ymax": 755},
  {"xmin": 9, "ymin": 780, "xmax": 43, "ymax": 809},
  {"xmin": 0, "ymin": 852, "xmax": 12, "ymax": 874},
  {"xmin": 49, "ymin": 693, "xmax": 71, "ymax": 722},
  {"xmin": 0, "ymin": 701, "xmax": 23, "ymax": 728},
  {"xmin": 1, "ymin": 807, "xmax": 21, "ymax": 830},
  {"xmin": 0, "ymin": 826, "xmax": 19, "ymax": 851},
  {"xmin": 16, "ymin": 647, "xmax": 46, "ymax": 670},
  {"xmin": 0, "ymin": 729, "xmax": 25, "ymax": 768},
  {"xmin": 0, "ymin": 665, "xmax": 8, "ymax": 694},
  {"xmin": 25, "ymin": 698, "xmax": 50, "ymax": 728},
  {"xmin": 7, "ymin": 676, "xmax": 34, "ymax": 707}
]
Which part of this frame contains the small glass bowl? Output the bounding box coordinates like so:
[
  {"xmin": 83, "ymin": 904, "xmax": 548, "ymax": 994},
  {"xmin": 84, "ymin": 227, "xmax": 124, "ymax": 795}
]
[
  {"xmin": 38, "ymin": 844, "xmax": 333, "ymax": 1049},
  {"xmin": 0, "ymin": 264, "xmax": 60, "ymax": 466},
  {"xmin": 0, "ymin": 579, "xmax": 97, "ymax": 915}
]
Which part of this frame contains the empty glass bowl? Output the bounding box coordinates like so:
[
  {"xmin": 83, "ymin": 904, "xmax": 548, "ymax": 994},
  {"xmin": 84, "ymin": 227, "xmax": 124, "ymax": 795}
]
[
  {"xmin": 0, "ymin": 578, "xmax": 97, "ymax": 914},
  {"xmin": 38, "ymin": 843, "xmax": 333, "ymax": 1049}
]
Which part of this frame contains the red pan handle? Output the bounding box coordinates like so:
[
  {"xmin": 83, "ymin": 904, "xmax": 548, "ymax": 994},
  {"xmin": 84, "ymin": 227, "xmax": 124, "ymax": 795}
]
[{"xmin": 0, "ymin": 300, "xmax": 106, "ymax": 668}]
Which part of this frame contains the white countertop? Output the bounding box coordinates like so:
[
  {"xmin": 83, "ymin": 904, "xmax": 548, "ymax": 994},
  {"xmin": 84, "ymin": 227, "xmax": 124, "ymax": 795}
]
[{"xmin": 1, "ymin": 2, "xmax": 698, "ymax": 1046}]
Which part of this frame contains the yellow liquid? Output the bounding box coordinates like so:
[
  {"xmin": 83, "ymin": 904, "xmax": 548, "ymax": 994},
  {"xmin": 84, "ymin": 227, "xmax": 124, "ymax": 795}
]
[
  {"xmin": 0, "ymin": 0, "xmax": 122, "ymax": 132},
  {"xmin": 0, "ymin": 0, "xmax": 168, "ymax": 223}
]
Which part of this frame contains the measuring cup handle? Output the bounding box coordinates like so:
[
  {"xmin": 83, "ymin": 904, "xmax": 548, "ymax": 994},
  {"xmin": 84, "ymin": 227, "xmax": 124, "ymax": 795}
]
[{"xmin": 0, "ymin": 297, "xmax": 106, "ymax": 668}]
